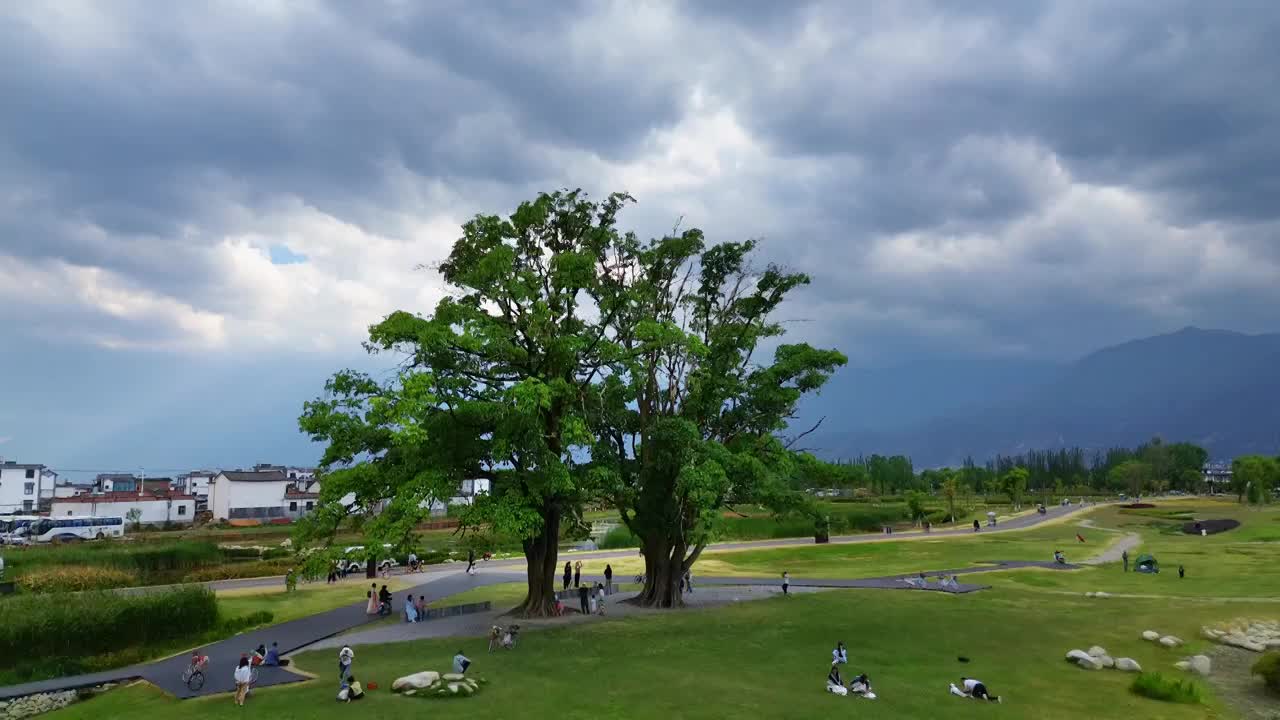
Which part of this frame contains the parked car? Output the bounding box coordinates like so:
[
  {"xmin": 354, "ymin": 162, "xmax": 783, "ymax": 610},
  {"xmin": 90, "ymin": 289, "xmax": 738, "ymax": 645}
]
[{"xmin": 340, "ymin": 544, "xmax": 398, "ymax": 574}]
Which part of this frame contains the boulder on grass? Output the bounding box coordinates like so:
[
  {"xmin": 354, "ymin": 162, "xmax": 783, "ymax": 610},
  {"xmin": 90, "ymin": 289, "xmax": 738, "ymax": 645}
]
[
  {"xmin": 393, "ymin": 671, "xmax": 441, "ymax": 692},
  {"xmin": 1142, "ymin": 630, "xmax": 1160, "ymax": 641},
  {"xmin": 1159, "ymin": 636, "xmax": 1182, "ymax": 648},
  {"xmin": 1097, "ymin": 655, "xmax": 1115, "ymax": 668},
  {"xmin": 442, "ymin": 673, "xmax": 466, "ymax": 681},
  {"xmin": 1116, "ymin": 658, "xmax": 1142, "ymax": 672},
  {"xmin": 1066, "ymin": 650, "xmax": 1092, "ymax": 663},
  {"xmin": 1087, "ymin": 646, "xmax": 1108, "ymax": 658},
  {"xmin": 1189, "ymin": 655, "xmax": 1211, "ymax": 676},
  {"xmin": 1095, "ymin": 591, "xmax": 1111, "ymax": 598},
  {"xmin": 1174, "ymin": 661, "xmax": 1190, "ymax": 671}
]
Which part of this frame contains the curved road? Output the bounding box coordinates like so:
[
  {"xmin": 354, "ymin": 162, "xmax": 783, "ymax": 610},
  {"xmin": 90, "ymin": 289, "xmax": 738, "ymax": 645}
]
[{"xmin": 0, "ymin": 501, "xmax": 1103, "ymax": 701}]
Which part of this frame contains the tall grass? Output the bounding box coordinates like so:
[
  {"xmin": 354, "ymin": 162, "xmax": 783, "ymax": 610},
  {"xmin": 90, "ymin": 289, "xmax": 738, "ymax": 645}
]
[
  {"xmin": 7, "ymin": 540, "xmax": 225, "ymax": 574},
  {"xmin": 0, "ymin": 587, "xmax": 219, "ymax": 672},
  {"xmin": 1129, "ymin": 672, "xmax": 1203, "ymax": 704}
]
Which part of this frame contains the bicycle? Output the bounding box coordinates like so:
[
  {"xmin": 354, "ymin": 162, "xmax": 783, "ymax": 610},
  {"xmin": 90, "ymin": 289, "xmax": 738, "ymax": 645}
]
[{"xmin": 183, "ymin": 656, "xmax": 209, "ymax": 691}]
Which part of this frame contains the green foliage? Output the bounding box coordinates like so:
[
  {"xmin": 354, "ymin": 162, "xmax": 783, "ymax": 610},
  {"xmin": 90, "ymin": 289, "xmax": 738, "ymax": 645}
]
[
  {"xmin": 1129, "ymin": 672, "xmax": 1203, "ymax": 704},
  {"xmin": 0, "ymin": 587, "xmax": 219, "ymax": 675},
  {"xmin": 1233, "ymin": 455, "xmax": 1278, "ymax": 505},
  {"xmin": 1001, "ymin": 467, "xmax": 1030, "ymax": 507},
  {"xmin": 1252, "ymin": 651, "xmax": 1280, "ymax": 693},
  {"xmin": 7, "ymin": 540, "xmax": 228, "ymax": 579},
  {"xmin": 905, "ymin": 490, "xmax": 927, "ymax": 521},
  {"xmin": 297, "ymin": 190, "xmax": 640, "ymax": 616},
  {"xmin": 598, "ymin": 526, "xmax": 641, "ymax": 549},
  {"xmin": 1110, "ymin": 460, "xmax": 1151, "ymax": 497}
]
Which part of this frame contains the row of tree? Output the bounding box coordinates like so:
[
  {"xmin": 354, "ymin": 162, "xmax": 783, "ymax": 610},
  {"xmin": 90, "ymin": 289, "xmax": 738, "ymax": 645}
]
[{"xmin": 293, "ymin": 191, "xmax": 846, "ymax": 615}]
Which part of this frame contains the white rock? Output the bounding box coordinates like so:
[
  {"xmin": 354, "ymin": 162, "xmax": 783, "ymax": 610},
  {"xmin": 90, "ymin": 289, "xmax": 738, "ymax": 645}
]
[
  {"xmin": 1116, "ymin": 658, "xmax": 1142, "ymax": 672},
  {"xmin": 1095, "ymin": 591, "xmax": 1111, "ymax": 598},
  {"xmin": 1189, "ymin": 655, "xmax": 1211, "ymax": 676},
  {"xmin": 1159, "ymin": 636, "xmax": 1181, "ymax": 648},
  {"xmin": 442, "ymin": 672, "xmax": 466, "ymax": 681},
  {"xmin": 1098, "ymin": 655, "xmax": 1116, "ymax": 668},
  {"xmin": 1085, "ymin": 592, "xmax": 1095, "ymax": 598},
  {"xmin": 447, "ymin": 682, "xmax": 460, "ymax": 694},
  {"xmin": 1088, "ymin": 646, "xmax": 1108, "ymax": 658},
  {"xmin": 1066, "ymin": 649, "xmax": 1092, "ymax": 663},
  {"xmin": 392, "ymin": 671, "xmax": 441, "ymax": 692},
  {"xmin": 1142, "ymin": 630, "xmax": 1160, "ymax": 641},
  {"xmin": 1265, "ymin": 639, "xmax": 1280, "ymax": 649},
  {"xmin": 1174, "ymin": 661, "xmax": 1190, "ymax": 671}
]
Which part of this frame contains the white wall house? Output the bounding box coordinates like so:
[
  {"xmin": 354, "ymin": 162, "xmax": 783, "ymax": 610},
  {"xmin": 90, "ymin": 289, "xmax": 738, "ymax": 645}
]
[
  {"xmin": 50, "ymin": 493, "xmax": 196, "ymax": 525},
  {"xmin": 209, "ymin": 470, "xmax": 292, "ymax": 521},
  {"xmin": 420, "ymin": 478, "xmax": 491, "ymax": 517},
  {"xmin": 0, "ymin": 460, "xmax": 47, "ymax": 514},
  {"xmin": 178, "ymin": 471, "xmax": 217, "ymax": 497}
]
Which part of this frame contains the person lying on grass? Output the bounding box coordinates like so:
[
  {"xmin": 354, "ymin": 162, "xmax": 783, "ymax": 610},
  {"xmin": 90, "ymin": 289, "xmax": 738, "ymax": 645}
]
[
  {"xmin": 453, "ymin": 650, "xmax": 472, "ymax": 674},
  {"xmin": 849, "ymin": 672, "xmax": 874, "ymax": 698},
  {"xmin": 337, "ymin": 675, "xmax": 365, "ymax": 702},
  {"xmin": 951, "ymin": 677, "xmax": 1001, "ymax": 703}
]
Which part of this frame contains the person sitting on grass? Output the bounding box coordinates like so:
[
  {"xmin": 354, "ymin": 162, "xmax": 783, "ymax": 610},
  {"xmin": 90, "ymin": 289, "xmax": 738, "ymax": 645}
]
[
  {"xmin": 849, "ymin": 672, "xmax": 875, "ymax": 698},
  {"xmin": 337, "ymin": 675, "xmax": 365, "ymax": 702},
  {"xmin": 251, "ymin": 645, "xmax": 266, "ymax": 666},
  {"xmin": 832, "ymin": 642, "xmax": 848, "ymax": 665},
  {"xmin": 453, "ymin": 650, "xmax": 472, "ymax": 674},
  {"xmin": 1054, "ymin": 550, "xmax": 1066, "ymax": 564},
  {"xmin": 827, "ymin": 662, "xmax": 848, "ymax": 695}
]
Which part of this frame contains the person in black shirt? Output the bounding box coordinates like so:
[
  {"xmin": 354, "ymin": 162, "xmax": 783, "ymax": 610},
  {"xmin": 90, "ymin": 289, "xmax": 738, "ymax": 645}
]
[
  {"xmin": 563, "ymin": 561, "xmax": 572, "ymax": 591},
  {"xmin": 604, "ymin": 564, "xmax": 613, "ymax": 593},
  {"xmin": 578, "ymin": 583, "xmax": 590, "ymax": 614}
]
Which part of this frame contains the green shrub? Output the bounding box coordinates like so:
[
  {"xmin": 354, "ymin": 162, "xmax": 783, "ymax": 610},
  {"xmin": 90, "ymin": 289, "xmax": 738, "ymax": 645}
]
[
  {"xmin": 1252, "ymin": 651, "xmax": 1280, "ymax": 693},
  {"xmin": 598, "ymin": 526, "xmax": 641, "ymax": 549},
  {"xmin": 17, "ymin": 565, "xmax": 138, "ymax": 593},
  {"xmin": 0, "ymin": 587, "xmax": 219, "ymax": 671},
  {"xmin": 1130, "ymin": 672, "xmax": 1203, "ymax": 704},
  {"xmin": 6, "ymin": 540, "xmax": 225, "ymax": 577}
]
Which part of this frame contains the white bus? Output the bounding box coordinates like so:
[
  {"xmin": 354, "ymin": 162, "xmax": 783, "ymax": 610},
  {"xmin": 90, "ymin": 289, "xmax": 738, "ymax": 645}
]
[
  {"xmin": 0, "ymin": 515, "xmax": 41, "ymax": 545},
  {"xmin": 26, "ymin": 516, "xmax": 125, "ymax": 543}
]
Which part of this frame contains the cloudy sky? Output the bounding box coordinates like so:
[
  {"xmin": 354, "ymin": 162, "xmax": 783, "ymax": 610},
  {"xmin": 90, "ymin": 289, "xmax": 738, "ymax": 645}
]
[{"xmin": 2, "ymin": 1, "xmax": 1278, "ymax": 477}]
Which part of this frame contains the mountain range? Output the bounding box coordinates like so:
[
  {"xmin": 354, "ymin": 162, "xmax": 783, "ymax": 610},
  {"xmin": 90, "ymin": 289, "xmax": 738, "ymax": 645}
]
[{"xmin": 801, "ymin": 327, "xmax": 1280, "ymax": 466}]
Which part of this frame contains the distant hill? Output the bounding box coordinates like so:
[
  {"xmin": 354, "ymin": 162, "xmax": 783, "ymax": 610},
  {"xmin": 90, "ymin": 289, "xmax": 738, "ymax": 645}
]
[{"xmin": 806, "ymin": 327, "xmax": 1280, "ymax": 466}]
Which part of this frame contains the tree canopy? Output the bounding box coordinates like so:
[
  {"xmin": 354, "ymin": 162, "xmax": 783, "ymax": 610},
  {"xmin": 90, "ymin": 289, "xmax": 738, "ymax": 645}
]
[{"xmin": 296, "ymin": 190, "xmax": 638, "ymax": 616}]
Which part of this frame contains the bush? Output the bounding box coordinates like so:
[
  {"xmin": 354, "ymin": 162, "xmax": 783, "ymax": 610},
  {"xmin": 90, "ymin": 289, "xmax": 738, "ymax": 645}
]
[
  {"xmin": 17, "ymin": 565, "xmax": 138, "ymax": 593},
  {"xmin": 1252, "ymin": 651, "xmax": 1280, "ymax": 693},
  {"xmin": 598, "ymin": 526, "xmax": 641, "ymax": 549},
  {"xmin": 182, "ymin": 559, "xmax": 295, "ymax": 583},
  {"xmin": 1130, "ymin": 672, "xmax": 1203, "ymax": 704},
  {"xmin": 0, "ymin": 587, "xmax": 219, "ymax": 671}
]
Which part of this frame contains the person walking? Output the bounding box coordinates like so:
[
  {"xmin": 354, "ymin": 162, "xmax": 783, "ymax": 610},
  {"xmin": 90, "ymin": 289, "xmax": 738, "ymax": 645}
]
[
  {"xmin": 578, "ymin": 583, "xmax": 590, "ymax": 614},
  {"xmin": 562, "ymin": 561, "xmax": 572, "ymax": 591},
  {"xmin": 604, "ymin": 564, "xmax": 613, "ymax": 594},
  {"xmin": 973, "ymin": 519, "xmax": 981, "ymax": 532},
  {"xmin": 466, "ymin": 547, "xmax": 476, "ymax": 575},
  {"xmin": 1122, "ymin": 550, "xmax": 1129, "ymax": 572},
  {"xmin": 595, "ymin": 583, "xmax": 607, "ymax": 615},
  {"xmin": 234, "ymin": 656, "xmax": 254, "ymax": 706},
  {"xmin": 573, "ymin": 560, "xmax": 582, "ymax": 588},
  {"xmin": 327, "ymin": 561, "xmax": 338, "ymax": 584},
  {"xmin": 782, "ymin": 571, "xmax": 790, "ymax": 596},
  {"xmin": 1178, "ymin": 564, "xmax": 1185, "ymax": 579},
  {"xmin": 684, "ymin": 569, "xmax": 693, "ymax": 594}
]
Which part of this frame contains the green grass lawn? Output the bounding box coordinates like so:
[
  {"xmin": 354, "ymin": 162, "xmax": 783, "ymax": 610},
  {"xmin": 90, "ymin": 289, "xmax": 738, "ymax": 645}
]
[
  {"xmin": 599, "ymin": 519, "xmax": 1110, "ymax": 580},
  {"xmin": 215, "ymin": 578, "xmax": 418, "ymax": 625},
  {"xmin": 48, "ymin": 585, "xmax": 1270, "ymax": 720},
  {"xmin": 42, "ymin": 500, "xmax": 1280, "ymax": 720}
]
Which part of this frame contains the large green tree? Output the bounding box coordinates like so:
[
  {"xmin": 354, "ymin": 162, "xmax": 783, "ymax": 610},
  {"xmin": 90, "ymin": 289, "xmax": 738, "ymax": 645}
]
[
  {"xmin": 1232, "ymin": 455, "xmax": 1278, "ymax": 505},
  {"xmin": 1108, "ymin": 460, "xmax": 1150, "ymax": 498},
  {"xmin": 296, "ymin": 190, "xmax": 633, "ymax": 616},
  {"xmin": 588, "ymin": 233, "xmax": 846, "ymax": 607}
]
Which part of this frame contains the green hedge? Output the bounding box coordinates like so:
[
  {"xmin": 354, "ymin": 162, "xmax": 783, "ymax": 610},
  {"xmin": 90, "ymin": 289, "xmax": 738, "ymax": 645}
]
[
  {"xmin": 598, "ymin": 526, "xmax": 641, "ymax": 549},
  {"xmin": 0, "ymin": 587, "xmax": 219, "ymax": 671},
  {"xmin": 1129, "ymin": 672, "xmax": 1203, "ymax": 704},
  {"xmin": 1252, "ymin": 652, "xmax": 1280, "ymax": 693}
]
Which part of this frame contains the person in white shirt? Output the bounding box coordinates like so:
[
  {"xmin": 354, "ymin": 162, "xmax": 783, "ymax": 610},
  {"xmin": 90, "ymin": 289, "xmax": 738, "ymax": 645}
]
[
  {"xmin": 832, "ymin": 642, "xmax": 848, "ymax": 664},
  {"xmin": 338, "ymin": 645, "xmax": 354, "ymax": 682},
  {"xmin": 233, "ymin": 656, "xmax": 253, "ymax": 706},
  {"xmin": 960, "ymin": 677, "xmax": 1001, "ymax": 702},
  {"xmin": 453, "ymin": 650, "xmax": 471, "ymax": 674},
  {"xmin": 781, "ymin": 571, "xmax": 790, "ymax": 595}
]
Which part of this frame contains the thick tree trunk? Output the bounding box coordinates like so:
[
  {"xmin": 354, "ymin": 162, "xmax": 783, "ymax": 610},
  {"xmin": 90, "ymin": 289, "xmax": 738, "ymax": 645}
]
[
  {"xmin": 511, "ymin": 504, "xmax": 561, "ymax": 618},
  {"xmin": 632, "ymin": 535, "xmax": 690, "ymax": 608}
]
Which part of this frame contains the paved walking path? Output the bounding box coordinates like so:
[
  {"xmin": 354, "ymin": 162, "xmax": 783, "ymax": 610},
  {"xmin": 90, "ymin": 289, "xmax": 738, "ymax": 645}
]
[{"xmin": 0, "ymin": 501, "xmax": 1103, "ymax": 701}]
